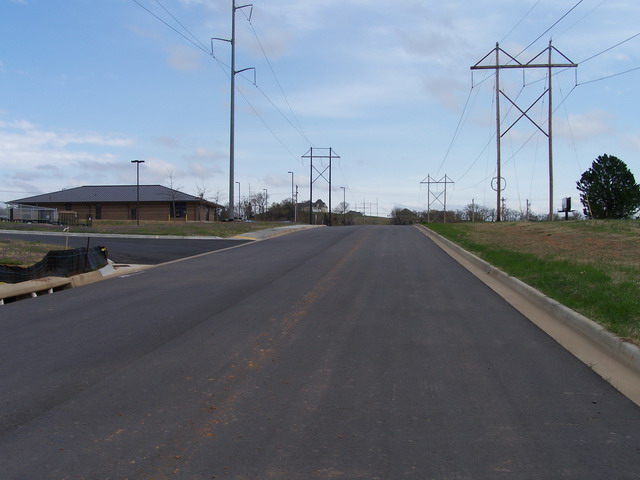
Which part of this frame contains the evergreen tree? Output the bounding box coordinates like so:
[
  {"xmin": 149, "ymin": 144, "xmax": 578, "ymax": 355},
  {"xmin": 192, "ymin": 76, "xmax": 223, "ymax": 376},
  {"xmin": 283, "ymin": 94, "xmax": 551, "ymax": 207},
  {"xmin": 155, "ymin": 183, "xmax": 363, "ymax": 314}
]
[{"xmin": 576, "ymin": 154, "xmax": 640, "ymax": 219}]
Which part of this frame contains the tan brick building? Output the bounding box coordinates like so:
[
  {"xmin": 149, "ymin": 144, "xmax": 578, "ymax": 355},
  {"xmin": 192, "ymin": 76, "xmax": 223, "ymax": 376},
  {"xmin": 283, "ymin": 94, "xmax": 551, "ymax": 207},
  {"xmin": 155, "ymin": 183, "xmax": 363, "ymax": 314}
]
[{"xmin": 11, "ymin": 185, "xmax": 221, "ymax": 224}]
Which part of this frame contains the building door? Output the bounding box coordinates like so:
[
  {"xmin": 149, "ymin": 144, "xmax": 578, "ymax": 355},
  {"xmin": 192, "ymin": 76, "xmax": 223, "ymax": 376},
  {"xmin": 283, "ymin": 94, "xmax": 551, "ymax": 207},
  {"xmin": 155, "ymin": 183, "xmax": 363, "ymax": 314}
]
[{"xmin": 95, "ymin": 204, "xmax": 102, "ymax": 220}]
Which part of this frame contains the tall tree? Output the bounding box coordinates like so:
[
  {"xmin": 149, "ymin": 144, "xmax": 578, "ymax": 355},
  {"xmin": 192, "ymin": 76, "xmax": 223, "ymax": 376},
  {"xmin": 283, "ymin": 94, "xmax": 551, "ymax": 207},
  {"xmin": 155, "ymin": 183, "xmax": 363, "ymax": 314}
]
[{"xmin": 576, "ymin": 154, "xmax": 640, "ymax": 219}]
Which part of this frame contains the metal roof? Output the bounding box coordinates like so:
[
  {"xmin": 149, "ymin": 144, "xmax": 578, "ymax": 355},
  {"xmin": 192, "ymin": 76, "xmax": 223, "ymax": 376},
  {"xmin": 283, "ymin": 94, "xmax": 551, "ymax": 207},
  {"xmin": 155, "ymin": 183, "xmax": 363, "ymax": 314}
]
[{"xmin": 10, "ymin": 185, "xmax": 213, "ymax": 205}]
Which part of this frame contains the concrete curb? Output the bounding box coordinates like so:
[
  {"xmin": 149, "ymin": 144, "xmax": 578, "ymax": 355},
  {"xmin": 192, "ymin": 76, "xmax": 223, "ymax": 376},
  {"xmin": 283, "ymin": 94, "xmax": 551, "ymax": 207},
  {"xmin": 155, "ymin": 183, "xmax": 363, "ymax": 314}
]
[
  {"xmin": 416, "ymin": 224, "xmax": 640, "ymax": 376},
  {"xmin": 0, "ymin": 263, "xmax": 154, "ymax": 305},
  {"xmin": 0, "ymin": 276, "xmax": 73, "ymax": 304}
]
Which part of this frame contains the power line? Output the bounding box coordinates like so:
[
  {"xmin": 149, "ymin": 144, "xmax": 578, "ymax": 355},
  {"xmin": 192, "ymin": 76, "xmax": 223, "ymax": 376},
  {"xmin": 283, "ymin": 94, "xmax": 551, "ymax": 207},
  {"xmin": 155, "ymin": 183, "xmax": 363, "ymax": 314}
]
[
  {"xmin": 129, "ymin": 0, "xmax": 210, "ymax": 55},
  {"xmin": 501, "ymin": 0, "xmax": 541, "ymax": 43},
  {"xmin": 130, "ymin": 0, "xmax": 310, "ymax": 166},
  {"xmin": 457, "ymin": 81, "xmax": 578, "ymax": 191},
  {"xmin": 518, "ymin": 31, "xmax": 640, "ymax": 88},
  {"xmin": 241, "ymin": 11, "xmax": 310, "ymax": 144},
  {"xmin": 434, "ymin": 87, "xmax": 474, "ymax": 178},
  {"xmin": 516, "ymin": 0, "xmax": 584, "ymax": 57},
  {"xmin": 152, "ymin": 0, "xmax": 209, "ymax": 52},
  {"xmin": 578, "ymin": 66, "xmax": 640, "ymax": 85},
  {"xmin": 234, "ymin": 84, "xmax": 303, "ymax": 164},
  {"xmin": 579, "ymin": 32, "xmax": 640, "ymax": 64},
  {"xmin": 555, "ymin": 0, "xmax": 606, "ymax": 38}
]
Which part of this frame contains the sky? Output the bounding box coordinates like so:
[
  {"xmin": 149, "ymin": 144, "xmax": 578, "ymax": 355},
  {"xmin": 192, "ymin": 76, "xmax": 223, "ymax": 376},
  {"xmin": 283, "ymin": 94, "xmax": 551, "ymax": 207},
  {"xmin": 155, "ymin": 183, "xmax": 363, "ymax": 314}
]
[{"xmin": 1, "ymin": 0, "xmax": 639, "ymax": 218}]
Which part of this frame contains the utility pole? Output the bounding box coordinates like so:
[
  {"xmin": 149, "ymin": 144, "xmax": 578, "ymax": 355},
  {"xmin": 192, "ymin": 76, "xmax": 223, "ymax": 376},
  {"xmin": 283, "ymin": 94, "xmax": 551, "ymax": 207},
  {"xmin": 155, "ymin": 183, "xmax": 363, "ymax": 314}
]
[
  {"xmin": 302, "ymin": 148, "xmax": 339, "ymax": 226},
  {"xmin": 471, "ymin": 41, "xmax": 576, "ymax": 221},
  {"xmin": 495, "ymin": 44, "xmax": 502, "ymax": 222},
  {"xmin": 288, "ymin": 171, "xmax": 294, "ymax": 222},
  {"xmin": 212, "ymin": 1, "xmax": 254, "ymax": 221},
  {"xmin": 341, "ymin": 186, "xmax": 346, "ymax": 224},
  {"xmin": 420, "ymin": 175, "xmax": 454, "ymax": 223},
  {"xmin": 236, "ymin": 181, "xmax": 241, "ymax": 220},
  {"xmin": 131, "ymin": 159, "xmax": 145, "ymax": 226}
]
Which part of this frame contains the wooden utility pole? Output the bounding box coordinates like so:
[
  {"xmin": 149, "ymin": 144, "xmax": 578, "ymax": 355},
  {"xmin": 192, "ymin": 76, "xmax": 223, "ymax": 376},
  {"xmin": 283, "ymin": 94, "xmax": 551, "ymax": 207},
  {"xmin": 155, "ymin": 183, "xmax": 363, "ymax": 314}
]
[
  {"xmin": 420, "ymin": 175, "xmax": 454, "ymax": 223},
  {"xmin": 303, "ymin": 148, "xmax": 339, "ymax": 226},
  {"xmin": 471, "ymin": 41, "xmax": 577, "ymax": 221}
]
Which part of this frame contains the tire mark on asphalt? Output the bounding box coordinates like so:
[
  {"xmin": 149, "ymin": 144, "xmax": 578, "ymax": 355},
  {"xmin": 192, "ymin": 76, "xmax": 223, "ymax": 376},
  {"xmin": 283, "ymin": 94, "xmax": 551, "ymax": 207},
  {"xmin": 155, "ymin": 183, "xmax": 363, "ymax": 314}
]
[{"xmin": 144, "ymin": 230, "xmax": 368, "ymax": 479}]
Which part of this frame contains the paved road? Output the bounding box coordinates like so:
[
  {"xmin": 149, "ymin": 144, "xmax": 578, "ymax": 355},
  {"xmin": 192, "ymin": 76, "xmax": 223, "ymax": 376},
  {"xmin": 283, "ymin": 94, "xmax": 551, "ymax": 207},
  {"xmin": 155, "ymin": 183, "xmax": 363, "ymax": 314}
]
[
  {"xmin": 0, "ymin": 231, "xmax": 250, "ymax": 264},
  {"xmin": 0, "ymin": 226, "xmax": 638, "ymax": 479}
]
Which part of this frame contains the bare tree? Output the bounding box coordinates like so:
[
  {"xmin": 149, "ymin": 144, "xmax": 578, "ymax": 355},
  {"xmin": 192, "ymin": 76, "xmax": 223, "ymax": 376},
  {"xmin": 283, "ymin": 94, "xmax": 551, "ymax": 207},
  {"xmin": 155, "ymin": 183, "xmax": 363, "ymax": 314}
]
[
  {"xmin": 195, "ymin": 178, "xmax": 209, "ymax": 200},
  {"xmin": 167, "ymin": 169, "xmax": 184, "ymax": 222}
]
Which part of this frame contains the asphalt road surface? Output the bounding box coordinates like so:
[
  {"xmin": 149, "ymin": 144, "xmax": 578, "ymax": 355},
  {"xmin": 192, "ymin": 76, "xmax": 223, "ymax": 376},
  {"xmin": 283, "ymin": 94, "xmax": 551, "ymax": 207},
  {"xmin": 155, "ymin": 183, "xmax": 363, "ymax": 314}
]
[
  {"xmin": 0, "ymin": 231, "xmax": 250, "ymax": 264},
  {"xmin": 1, "ymin": 226, "xmax": 638, "ymax": 479}
]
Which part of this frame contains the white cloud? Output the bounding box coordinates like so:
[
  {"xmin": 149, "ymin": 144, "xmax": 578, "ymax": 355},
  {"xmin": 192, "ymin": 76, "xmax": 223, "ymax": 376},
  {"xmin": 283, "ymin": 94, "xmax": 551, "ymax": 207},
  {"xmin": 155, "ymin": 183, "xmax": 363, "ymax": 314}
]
[
  {"xmin": 184, "ymin": 147, "xmax": 226, "ymax": 162},
  {"xmin": 0, "ymin": 120, "xmax": 134, "ymax": 195},
  {"xmin": 156, "ymin": 136, "xmax": 180, "ymax": 148},
  {"xmin": 286, "ymin": 82, "xmax": 391, "ymax": 119},
  {"xmin": 622, "ymin": 133, "xmax": 640, "ymax": 152},
  {"xmin": 166, "ymin": 45, "xmax": 202, "ymax": 72},
  {"xmin": 556, "ymin": 110, "xmax": 613, "ymax": 139}
]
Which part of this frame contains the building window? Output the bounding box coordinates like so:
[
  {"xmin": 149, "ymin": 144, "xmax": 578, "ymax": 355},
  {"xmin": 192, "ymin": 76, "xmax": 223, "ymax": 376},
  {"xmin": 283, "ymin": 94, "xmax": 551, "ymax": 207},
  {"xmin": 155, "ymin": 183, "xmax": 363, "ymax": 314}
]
[
  {"xmin": 65, "ymin": 203, "xmax": 72, "ymax": 211},
  {"xmin": 131, "ymin": 208, "xmax": 137, "ymax": 220},
  {"xmin": 170, "ymin": 202, "xmax": 187, "ymax": 218},
  {"xmin": 95, "ymin": 204, "xmax": 102, "ymax": 220}
]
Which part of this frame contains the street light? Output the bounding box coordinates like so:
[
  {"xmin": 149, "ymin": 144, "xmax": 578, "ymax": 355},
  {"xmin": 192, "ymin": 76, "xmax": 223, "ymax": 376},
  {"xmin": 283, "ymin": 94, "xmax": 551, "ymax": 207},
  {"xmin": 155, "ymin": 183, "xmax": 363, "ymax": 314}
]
[
  {"xmin": 236, "ymin": 181, "xmax": 241, "ymax": 220},
  {"xmin": 131, "ymin": 160, "xmax": 145, "ymax": 226},
  {"xmin": 288, "ymin": 171, "xmax": 294, "ymax": 222}
]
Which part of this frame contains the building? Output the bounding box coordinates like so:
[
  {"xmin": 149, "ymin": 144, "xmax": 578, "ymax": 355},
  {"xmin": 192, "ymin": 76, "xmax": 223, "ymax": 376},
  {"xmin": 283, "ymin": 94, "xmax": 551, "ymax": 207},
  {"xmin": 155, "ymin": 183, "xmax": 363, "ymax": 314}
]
[
  {"xmin": 296, "ymin": 199, "xmax": 329, "ymax": 225},
  {"xmin": 298, "ymin": 199, "xmax": 328, "ymax": 214},
  {"xmin": 9, "ymin": 185, "xmax": 221, "ymax": 224}
]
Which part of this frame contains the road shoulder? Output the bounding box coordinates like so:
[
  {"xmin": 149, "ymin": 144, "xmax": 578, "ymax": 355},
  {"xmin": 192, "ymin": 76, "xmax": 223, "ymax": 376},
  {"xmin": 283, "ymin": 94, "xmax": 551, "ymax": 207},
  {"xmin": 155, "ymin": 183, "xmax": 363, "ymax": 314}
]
[{"xmin": 416, "ymin": 224, "xmax": 640, "ymax": 407}]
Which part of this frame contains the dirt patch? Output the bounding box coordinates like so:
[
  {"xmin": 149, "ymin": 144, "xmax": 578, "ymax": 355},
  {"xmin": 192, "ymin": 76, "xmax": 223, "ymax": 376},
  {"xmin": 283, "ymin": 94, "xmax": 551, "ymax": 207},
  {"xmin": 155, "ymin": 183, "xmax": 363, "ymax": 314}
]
[{"xmin": 466, "ymin": 221, "xmax": 640, "ymax": 268}]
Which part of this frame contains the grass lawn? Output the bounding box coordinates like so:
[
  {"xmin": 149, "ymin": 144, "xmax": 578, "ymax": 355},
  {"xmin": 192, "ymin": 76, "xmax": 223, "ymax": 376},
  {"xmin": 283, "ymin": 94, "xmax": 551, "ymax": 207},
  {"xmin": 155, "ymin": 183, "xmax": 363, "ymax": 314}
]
[
  {"xmin": 426, "ymin": 220, "xmax": 640, "ymax": 346},
  {"xmin": 0, "ymin": 219, "xmax": 283, "ymax": 238},
  {"xmin": 0, "ymin": 238, "xmax": 66, "ymax": 267}
]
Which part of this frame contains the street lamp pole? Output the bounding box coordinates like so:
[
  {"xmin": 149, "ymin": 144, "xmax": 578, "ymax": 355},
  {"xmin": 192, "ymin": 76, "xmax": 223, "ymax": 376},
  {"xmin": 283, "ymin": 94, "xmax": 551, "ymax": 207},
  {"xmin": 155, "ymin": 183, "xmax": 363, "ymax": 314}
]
[
  {"xmin": 288, "ymin": 171, "xmax": 294, "ymax": 222},
  {"xmin": 131, "ymin": 160, "xmax": 145, "ymax": 226}
]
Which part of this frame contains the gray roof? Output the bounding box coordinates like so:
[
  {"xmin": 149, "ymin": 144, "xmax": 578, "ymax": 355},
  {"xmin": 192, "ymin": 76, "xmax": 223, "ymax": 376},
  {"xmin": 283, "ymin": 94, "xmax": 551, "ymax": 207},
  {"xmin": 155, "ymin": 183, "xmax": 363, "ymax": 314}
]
[{"xmin": 11, "ymin": 185, "xmax": 213, "ymax": 205}]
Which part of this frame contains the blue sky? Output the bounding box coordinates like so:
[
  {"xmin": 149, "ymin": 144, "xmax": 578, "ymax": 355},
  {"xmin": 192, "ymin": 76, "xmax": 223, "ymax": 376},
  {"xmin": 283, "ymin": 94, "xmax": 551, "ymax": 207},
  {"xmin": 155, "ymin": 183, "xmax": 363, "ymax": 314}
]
[{"xmin": 1, "ymin": 0, "xmax": 639, "ymax": 217}]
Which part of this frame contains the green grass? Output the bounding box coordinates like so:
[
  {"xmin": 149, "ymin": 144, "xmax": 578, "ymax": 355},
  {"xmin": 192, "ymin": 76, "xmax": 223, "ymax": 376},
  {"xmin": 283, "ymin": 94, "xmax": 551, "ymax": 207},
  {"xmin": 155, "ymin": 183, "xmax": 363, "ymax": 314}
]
[
  {"xmin": 562, "ymin": 219, "xmax": 640, "ymax": 236},
  {"xmin": 0, "ymin": 220, "xmax": 282, "ymax": 238},
  {"xmin": 0, "ymin": 238, "xmax": 66, "ymax": 267},
  {"xmin": 427, "ymin": 223, "xmax": 640, "ymax": 345}
]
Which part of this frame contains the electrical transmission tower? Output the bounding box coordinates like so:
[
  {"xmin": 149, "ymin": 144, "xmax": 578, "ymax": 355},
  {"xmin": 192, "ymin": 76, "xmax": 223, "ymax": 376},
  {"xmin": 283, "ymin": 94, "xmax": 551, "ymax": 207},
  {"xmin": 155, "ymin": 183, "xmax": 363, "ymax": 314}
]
[
  {"xmin": 302, "ymin": 148, "xmax": 340, "ymax": 226},
  {"xmin": 420, "ymin": 175, "xmax": 454, "ymax": 223},
  {"xmin": 471, "ymin": 40, "xmax": 577, "ymax": 221}
]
